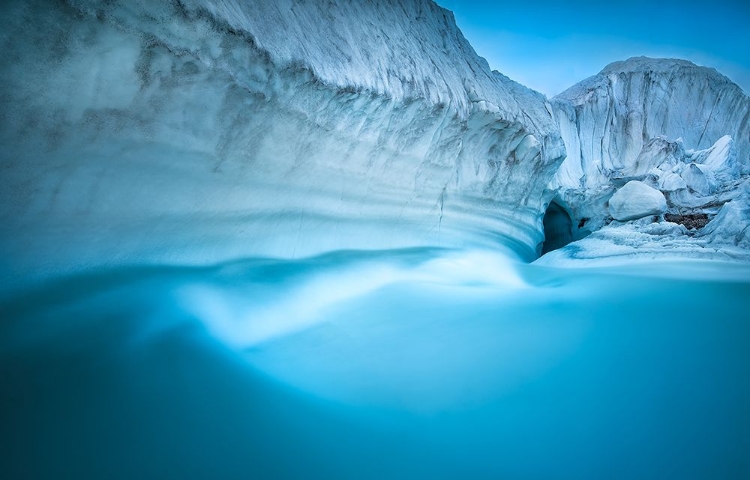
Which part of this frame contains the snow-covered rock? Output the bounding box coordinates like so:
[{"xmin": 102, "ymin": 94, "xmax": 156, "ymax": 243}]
[
  {"xmin": 0, "ymin": 0, "xmax": 564, "ymax": 284},
  {"xmin": 608, "ymin": 181, "xmax": 667, "ymax": 222}
]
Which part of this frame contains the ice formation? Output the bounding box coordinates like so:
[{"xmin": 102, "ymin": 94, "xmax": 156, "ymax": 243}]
[
  {"xmin": 0, "ymin": 0, "xmax": 565, "ymax": 288},
  {"xmin": 540, "ymin": 57, "xmax": 750, "ymax": 265},
  {"xmin": 1, "ymin": 1, "xmax": 749, "ymax": 285},
  {"xmin": 2, "ymin": 3, "xmax": 750, "ymax": 477},
  {"xmin": 608, "ymin": 181, "xmax": 667, "ymax": 222}
]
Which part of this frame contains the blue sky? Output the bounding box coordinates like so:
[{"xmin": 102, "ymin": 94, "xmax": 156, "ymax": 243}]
[{"xmin": 436, "ymin": 0, "xmax": 750, "ymax": 97}]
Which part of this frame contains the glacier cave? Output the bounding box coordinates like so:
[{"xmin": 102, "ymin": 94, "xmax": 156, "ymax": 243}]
[{"xmin": 540, "ymin": 200, "xmax": 574, "ymax": 254}]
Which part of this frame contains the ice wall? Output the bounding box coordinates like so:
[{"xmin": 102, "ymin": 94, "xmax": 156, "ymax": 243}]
[
  {"xmin": 551, "ymin": 57, "xmax": 750, "ymax": 234},
  {"xmin": 0, "ymin": 0, "xmax": 564, "ymax": 285}
]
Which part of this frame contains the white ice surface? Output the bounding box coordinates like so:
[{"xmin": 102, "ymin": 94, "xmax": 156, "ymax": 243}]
[
  {"xmin": 1, "ymin": 4, "xmax": 748, "ymax": 281},
  {"xmin": 608, "ymin": 181, "xmax": 667, "ymax": 222},
  {"xmin": 550, "ymin": 57, "xmax": 750, "ymax": 232},
  {"xmin": 0, "ymin": 0, "xmax": 564, "ymax": 287},
  {"xmin": 541, "ymin": 57, "xmax": 750, "ymax": 265}
]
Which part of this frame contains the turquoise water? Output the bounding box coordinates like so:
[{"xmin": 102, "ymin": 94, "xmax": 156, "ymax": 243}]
[{"xmin": 2, "ymin": 249, "xmax": 749, "ymax": 479}]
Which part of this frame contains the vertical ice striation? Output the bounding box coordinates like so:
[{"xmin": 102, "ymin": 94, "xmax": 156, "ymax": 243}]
[
  {"xmin": 545, "ymin": 57, "xmax": 750, "ymax": 257},
  {"xmin": 0, "ymin": 0, "xmax": 564, "ymax": 285},
  {"xmin": 3, "ymin": 3, "xmax": 748, "ymax": 278}
]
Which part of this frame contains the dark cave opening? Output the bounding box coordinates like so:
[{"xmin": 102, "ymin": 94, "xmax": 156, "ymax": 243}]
[{"xmin": 541, "ymin": 201, "xmax": 574, "ymax": 255}]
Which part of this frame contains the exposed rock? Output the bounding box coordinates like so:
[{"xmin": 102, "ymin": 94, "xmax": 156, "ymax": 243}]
[{"xmin": 664, "ymin": 213, "xmax": 710, "ymax": 230}]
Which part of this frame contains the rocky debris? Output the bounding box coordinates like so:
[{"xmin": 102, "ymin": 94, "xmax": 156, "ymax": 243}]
[{"xmin": 664, "ymin": 213, "xmax": 710, "ymax": 230}]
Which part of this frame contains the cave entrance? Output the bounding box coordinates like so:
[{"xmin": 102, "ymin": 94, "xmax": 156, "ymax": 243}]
[{"xmin": 540, "ymin": 201, "xmax": 574, "ymax": 255}]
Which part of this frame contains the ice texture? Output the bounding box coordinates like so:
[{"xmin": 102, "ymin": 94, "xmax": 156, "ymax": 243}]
[
  {"xmin": 0, "ymin": 0, "xmax": 565, "ymax": 286},
  {"xmin": 2, "ymin": 4, "xmax": 750, "ymax": 478},
  {"xmin": 551, "ymin": 58, "xmax": 749, "ymax": 226},
  {"xmin": 1, "ymin": 2, "xmax": 749, "ymax": 283},
  {"xmin": 608, "ymin": 181, "xmax": 667, "ymax": 222},
  {"xmin": 540, "ymin": 57, "xmax": 750, "ymax": 265},
  {"xmin": 701, "ymin": 180, "xmax": 750, "ymax": 250}
]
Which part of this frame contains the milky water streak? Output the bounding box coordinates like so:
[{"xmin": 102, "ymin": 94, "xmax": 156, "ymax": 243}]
[{"xmin": 2, "ymin": 248, "xmax": 749, "ymax": 479}]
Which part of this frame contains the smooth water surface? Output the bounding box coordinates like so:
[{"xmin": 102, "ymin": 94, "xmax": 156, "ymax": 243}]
[{"xmin": 1, "ymin": 249, "xmax": 749, "ymax": 479}]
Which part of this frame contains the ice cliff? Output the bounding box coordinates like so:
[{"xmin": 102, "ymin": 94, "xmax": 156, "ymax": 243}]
[
  {"xmin": 540, "ymin": 57, "xmax": 750, "ymax": 265},
  {"xmin": 1, "ymin": 1, "xmax": 749, "ymax": 284},
  {"xmin": 0, "ymin": 0, "xmax": 564, "ymax": 285}
]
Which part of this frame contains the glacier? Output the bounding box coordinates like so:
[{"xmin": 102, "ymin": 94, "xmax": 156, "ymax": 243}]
[
  {"xmin": 0, "ymin": 0, "xmax": 564, "ymax": 291},
  {"xmin": 1, "ymin": 1, "xmax": 750, "ymax": 479},
  {"xmin": 2, "ymin": 3, "xmax": 748, "ymax": 281},
  {"xmin": 541, "ymin": 57, "xmax": 750, "ymax": 265}
]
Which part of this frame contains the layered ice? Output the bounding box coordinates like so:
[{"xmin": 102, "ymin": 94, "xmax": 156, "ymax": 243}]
[
  {"xmin": 550, "ymin": 58, "xmax": 749, "ymax": 225},
  {"xmin": 0, "ymin": 0, "xmax": 564, "ymax": 288},
  {"xmin": 1, "ymin": 2, "xmax": 749, "ymax": 280}
]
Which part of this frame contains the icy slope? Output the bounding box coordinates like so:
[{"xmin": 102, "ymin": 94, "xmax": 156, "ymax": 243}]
[{"xmin": 0, "ymin": 0, "xmax": 564, "ymax": 284}]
